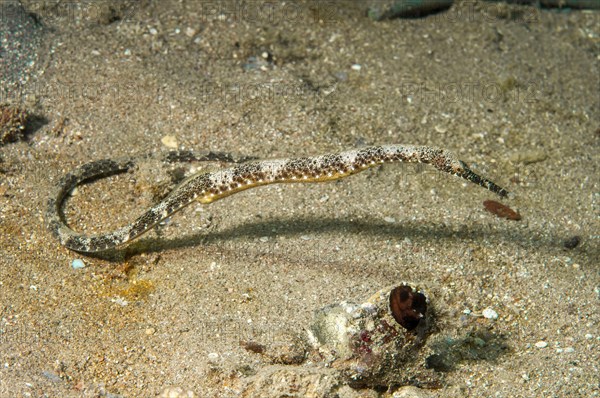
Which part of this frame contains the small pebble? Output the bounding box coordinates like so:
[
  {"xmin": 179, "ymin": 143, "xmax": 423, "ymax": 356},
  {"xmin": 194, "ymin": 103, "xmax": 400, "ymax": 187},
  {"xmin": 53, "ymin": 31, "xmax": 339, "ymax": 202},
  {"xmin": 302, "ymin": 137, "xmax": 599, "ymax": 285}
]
[
  {"xmin": 240, "ymin": 340, "xmax": 265, "ymax": 354},
  {"xmin": 393, "ymin": 385, "xmax": 434, "ymax": 398},
  {"xmin": 259, "ymin": 236, "xmax": 269, "ymax": 242},
  {"xmin": 71, "ymin": 259, "xmax": 85, "ymax": 269},
  {"xmin": 111, "ymin": 297, "xmax": 128, "ymax": 306},
  {"xmin": 161, "ymin": 135, "xmax": 178, "ymax": 149},
  {"xmin": 482, "ymin": 308, "xmax": 498, "ymax": 319},
  {"xmin": 509, "ymin": 149, "xmax": 547, "ymax": 165},
  {"xmin": 384, "ymin": 216, "xmax": 396, "ymax": 223},
  {"xmin": 534, "ymin": 341, "xmax": 548, "ymax": 348},
  {"xmin": 483, "ymin": 200, "xmax": 521, "ymax": 221},
  {"xmin": 185, "ymin": 27, "xmax": 197, "ymax": 37},
  {"xmin": 159, "ymin": 387, "xmax": 195, "ymax": 398},
  {"xmin": 351, "ymin": 63, "xmax": 362, "ymax": 71},
  {"xmin": 585, "ymin": 334, "xmax": 593, "ymax": 339},
  {"xmin": 42, "ymin": 371, "xmax": 62, "ymax": 382},
  {"xmin": 207, "ymin": 352, "xmax": 219, "ymax": 361},
  {"xmin": 563, "ymin": 236, "xmax": 581, "ymax": 250}
]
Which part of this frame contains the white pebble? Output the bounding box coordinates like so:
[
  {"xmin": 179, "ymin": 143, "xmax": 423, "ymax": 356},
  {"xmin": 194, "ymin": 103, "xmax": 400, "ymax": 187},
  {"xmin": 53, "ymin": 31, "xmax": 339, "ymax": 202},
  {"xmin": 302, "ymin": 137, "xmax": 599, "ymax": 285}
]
[
  {"xmin": 392, "ymin": 385, "xmax": 433, "ymax": 398},
  {"xmin": 482, "ymin": 308, "xmax": 498, "ymax": 319},
  {"xmin": 351, "ymin": 63, "xmax": 362, "ymax": 71},
  {"xmin": 111, "ymin": 297, "xmax": 128, "ymax": 306},
  {"xmin": 384, "ymin": 216, "xmax": 396, "ymax": 223},
  {"xmin": 159, "ymin": 387, "xmax": 195, "ymax": 398},
  {"xmin": 71, "ymin": 259, "xmax": 85, "ymax": 269},
  {"xmin": 534, "ymin": 341, "xmax": 548, "ymax": 348},
  {"xmin": 259, "ymin": 236, "xmax": 269, "ymax": 242},
  {"xmin": 185, "ymin": 27, "xmax": 197, "ymax": 37},
  {"xmin": 207, "ymin": 352, "xmax": 219, "ymax": 361},
  {"xmin": 585, "ymin": 334, "xmax": 593, "ymax": 339},
  {"xmin": 161, "ymin": 135, "xmax": 178, "ymax": 149}
]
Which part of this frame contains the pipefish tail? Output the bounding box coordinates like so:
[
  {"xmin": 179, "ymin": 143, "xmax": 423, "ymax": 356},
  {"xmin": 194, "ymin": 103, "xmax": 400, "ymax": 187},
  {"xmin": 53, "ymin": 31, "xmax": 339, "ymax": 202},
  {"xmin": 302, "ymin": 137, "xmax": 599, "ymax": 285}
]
[{"xmin": 46, "ymin": 145, "xmax": 509, "ymax": 253}]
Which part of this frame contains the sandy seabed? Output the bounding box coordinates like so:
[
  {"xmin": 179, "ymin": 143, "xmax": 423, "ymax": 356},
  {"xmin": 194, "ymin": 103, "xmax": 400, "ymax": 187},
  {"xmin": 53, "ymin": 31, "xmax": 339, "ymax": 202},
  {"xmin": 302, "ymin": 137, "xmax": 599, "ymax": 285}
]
[{"xmin": 0, "ymin": 1, "xmax": 598, "ymax": 397}]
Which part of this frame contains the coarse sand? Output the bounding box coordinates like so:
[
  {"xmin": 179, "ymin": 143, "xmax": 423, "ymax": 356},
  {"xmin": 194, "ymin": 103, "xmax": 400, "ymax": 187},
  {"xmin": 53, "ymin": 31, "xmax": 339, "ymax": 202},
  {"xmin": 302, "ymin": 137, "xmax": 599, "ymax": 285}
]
[{"xmin": 0, "ymin": 1, "xmax": 598, "ymax": 397}]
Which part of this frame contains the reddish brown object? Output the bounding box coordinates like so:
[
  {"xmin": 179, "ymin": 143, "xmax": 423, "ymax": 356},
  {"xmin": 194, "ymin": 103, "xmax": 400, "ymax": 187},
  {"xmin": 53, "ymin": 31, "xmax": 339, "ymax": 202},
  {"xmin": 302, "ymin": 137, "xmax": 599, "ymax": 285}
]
[
  {"xmin": 389, "ymin": 285, "xmax": 427, "ymax": 331},
  {"xmin": 240, "ymin": 340, "xmax": 266, "ymax": 354},
  {"xmin": 483, "ymin": 200, "xmax": 521, "ymax": 221}
]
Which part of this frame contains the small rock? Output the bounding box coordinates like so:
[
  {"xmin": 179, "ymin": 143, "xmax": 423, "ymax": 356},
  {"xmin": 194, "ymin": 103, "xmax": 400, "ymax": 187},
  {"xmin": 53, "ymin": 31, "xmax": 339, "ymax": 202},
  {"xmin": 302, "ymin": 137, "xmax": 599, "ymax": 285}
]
[
  {"xmin": 483, "ymin": 200, "xmax": 521, "ymax": 221},
  {"xmin": 241, "ymin": 366, "xmax": 340, "ymax": 397},
  {"xmin": 159, "ymin": 387, "xmax": 195, "ymax": 398},
  {"xmin": 563, "ymin": 236, "xmax": 581, "ymax": 250},
  {"xmin": 265, "ymin": 332, "xmax": 308, "ymax": 365},
  {"xmin": 161, "ymin": 135, "xmax": 178, "ymax": 149},
  {"xmin": 534, "ymin": 341, "xmax": 548, "ymax": 348},
  {"xmin": 482, "ymin": 308, "xmax": 498, "ymax": 320},
  {"xmin": 509, "ymin": 150, "xmax": 547, "ymax": 165},
  {"xmin": 71, "ymin": 259, "xmax": 85, "ymax": 269},
  {"xmin": 309, "ymin": 284, "xmax": 434, "ymax": 388},
  {"xmin": 42, "ymin": 371, "xmax": 62, "ymax": 383},
  {"xmin": 368, "ymin": 0, "xmax": 453, "ymax": 20},
  {"xmin": 393, "ymin": 385, "xmax": 434, "ymax": 398},
  {"xmin": 207, "ymin": 352, "xmax": 219, "ymax": 362},
  {"xmin": 111, "ymin": 297, "xmax": 128, "ymax": 306},
  {"xmin": 185, "ymin": 27, "xmax": 197, "ymax": 37},
  {"xmin": 240, "ymin": 340, "xmax": 266, "ymax": 354}
]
